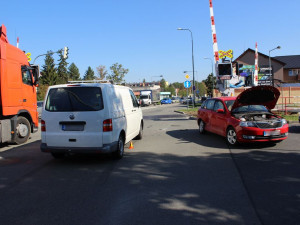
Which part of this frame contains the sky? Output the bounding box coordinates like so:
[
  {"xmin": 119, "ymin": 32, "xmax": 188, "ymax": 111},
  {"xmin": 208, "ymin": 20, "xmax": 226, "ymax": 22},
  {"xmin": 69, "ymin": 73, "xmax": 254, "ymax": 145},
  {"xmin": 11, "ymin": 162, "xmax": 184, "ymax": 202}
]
[{"xmin": 1, "ymin": 0, "xmax": 300, "ymax": 84}]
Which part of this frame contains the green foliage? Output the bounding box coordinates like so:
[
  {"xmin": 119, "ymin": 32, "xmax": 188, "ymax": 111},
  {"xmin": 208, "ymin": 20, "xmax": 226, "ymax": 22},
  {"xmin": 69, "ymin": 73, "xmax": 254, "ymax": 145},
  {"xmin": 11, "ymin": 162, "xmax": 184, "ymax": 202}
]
[
  {"xmin": 165, "ymin": 84, "xmax": 175, "ymax": 96},
  {"xmin": 203, "ymin": 73, "xmax": 216, "ymax": 97},
  {"xmin": 37, "ymin": 84, "xmax": 49, "ymax": 101},
  {"xmin": 57, "ymin": 49, "xmax": 69, "ymax": 84},
  {"xmin": 68, "ymin": 63, "xmax": 81, "ymax": 81},
  {"xmin": 40, "ymin": 52, "xmax": 58, "ymax": 86},
  {"xmin": 106, "ymin": 63, "xmax": 129, "ymax": 83},
  {"xmin": 198, "ymin": 82, "xmax": 207, "ymax": 97},
  {"xmin": 83, "ymin": 66, "xmax": 95, "ymax": 80},
  {"xmin": 160, "ymin": 79, "xmax": 167, "ymax": 91}
]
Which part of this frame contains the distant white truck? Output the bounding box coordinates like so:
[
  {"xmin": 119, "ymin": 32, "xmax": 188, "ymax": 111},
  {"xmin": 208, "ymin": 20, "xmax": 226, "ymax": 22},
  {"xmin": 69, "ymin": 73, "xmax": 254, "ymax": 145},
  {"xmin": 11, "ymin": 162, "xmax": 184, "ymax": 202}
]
[{"xmin": 140, "ymin": 90, "xmax": 152, "ymax": 106}]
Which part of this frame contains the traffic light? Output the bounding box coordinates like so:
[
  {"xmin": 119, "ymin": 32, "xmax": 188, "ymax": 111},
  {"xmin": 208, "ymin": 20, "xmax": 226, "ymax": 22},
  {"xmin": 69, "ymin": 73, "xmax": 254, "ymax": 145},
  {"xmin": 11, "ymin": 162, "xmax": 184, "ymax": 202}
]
[{"xmin": 63, "ymin": 47, "xmax": 69, "ymax": 59}]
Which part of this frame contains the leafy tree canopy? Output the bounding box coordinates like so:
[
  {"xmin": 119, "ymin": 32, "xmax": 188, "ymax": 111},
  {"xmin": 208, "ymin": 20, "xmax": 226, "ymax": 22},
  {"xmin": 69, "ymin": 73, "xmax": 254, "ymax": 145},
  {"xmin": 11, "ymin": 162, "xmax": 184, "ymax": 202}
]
[{"xmin": 106, "ymin": 63, "xmax": 129, "ymax": 83}]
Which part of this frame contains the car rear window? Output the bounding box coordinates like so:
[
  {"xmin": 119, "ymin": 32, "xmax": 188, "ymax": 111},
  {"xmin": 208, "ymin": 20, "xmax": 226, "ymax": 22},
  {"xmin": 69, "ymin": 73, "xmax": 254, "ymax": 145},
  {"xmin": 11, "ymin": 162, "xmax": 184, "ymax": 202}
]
[{"xmin": 45, "ymin": 87, "xmax": 103, "ymax": 112}]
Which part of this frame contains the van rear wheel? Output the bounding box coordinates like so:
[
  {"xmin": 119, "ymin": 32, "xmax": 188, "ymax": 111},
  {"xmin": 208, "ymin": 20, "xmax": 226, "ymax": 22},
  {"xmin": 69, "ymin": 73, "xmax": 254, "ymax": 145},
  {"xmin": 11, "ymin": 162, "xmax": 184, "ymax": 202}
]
[
  {"xmin": 14, "ymin": 116, "xmax": 31, "ymax": 144},
  {"xmin": 113, "ymin": 135, "xmax": 124, "ymax": 159}
]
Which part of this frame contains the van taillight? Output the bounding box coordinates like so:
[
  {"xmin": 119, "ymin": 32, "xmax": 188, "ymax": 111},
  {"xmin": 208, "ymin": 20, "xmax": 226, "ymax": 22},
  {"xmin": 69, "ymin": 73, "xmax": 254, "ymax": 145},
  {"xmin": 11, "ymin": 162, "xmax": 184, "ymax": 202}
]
[
  {"xmin": 41, "ymin": 120, "xmax": 46, "ymax": 132},
  {"xmin": 103, "ymin": 119, "xmax": 112, "ymax": 132}
]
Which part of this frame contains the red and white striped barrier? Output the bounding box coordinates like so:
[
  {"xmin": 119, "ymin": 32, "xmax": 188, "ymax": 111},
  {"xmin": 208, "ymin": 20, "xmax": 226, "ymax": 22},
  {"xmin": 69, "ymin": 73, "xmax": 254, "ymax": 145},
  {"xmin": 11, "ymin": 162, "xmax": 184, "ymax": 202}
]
[
  {"xmin": 254, "ymin": 42, "xmax": 258, "ymax": 86},
  {"xmin": 209, "ymin": 0, "xmax": 219, "ymax": 63}
]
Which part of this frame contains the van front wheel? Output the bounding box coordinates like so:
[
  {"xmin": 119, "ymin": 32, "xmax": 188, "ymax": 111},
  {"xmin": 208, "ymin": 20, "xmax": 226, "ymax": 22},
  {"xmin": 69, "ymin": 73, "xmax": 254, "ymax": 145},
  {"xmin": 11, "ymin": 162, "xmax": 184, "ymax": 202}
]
[{"xmin": 113, "ymin": 135, "xmax": 124, "ymax": 159}]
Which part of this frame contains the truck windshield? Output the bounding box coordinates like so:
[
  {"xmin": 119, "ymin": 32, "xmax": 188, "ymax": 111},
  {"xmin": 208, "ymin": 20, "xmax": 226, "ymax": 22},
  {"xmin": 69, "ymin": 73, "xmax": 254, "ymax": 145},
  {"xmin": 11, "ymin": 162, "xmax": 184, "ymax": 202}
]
[
  {"xmin": 45, "ymin": 87, "xmax": 103, "ymax": 112},
  {"xmin": 140, "ymin": 95, "xmax": 149, "ymax": 99}
]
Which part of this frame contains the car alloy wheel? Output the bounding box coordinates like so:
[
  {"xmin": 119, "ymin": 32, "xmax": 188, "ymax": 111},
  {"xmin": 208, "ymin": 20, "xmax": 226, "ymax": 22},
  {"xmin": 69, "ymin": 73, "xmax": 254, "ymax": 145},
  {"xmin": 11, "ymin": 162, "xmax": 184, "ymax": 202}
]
[
  {"xmin": 226, "ymin": 127, "xmax": 237, "ymax": 146},
  {"xmin": 199, "ymin": 120, "xmax": 205, "ymax": 134}
]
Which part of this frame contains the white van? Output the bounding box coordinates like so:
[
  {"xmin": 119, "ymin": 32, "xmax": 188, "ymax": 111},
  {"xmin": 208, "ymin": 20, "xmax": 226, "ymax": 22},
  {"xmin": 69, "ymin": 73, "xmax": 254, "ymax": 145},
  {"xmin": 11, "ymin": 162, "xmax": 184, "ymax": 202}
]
[{"xmin": 40, "ymin": 82, "xmax": 143, "ymax": 159}]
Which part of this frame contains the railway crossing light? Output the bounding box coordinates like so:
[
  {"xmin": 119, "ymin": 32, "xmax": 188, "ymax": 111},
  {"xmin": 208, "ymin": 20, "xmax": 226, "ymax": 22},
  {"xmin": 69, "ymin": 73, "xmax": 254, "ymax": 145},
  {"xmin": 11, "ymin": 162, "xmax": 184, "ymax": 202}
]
[{"xmin": 63, "ymin": 47, "xmax": 69, "ymax": 59}]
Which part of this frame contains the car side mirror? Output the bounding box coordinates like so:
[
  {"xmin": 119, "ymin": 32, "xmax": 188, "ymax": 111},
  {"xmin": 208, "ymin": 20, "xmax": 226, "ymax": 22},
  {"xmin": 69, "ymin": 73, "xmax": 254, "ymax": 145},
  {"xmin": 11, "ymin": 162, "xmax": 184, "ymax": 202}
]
[{"xmin": 216, "ymin": 109, "xmax": 225, "ymax": 113}]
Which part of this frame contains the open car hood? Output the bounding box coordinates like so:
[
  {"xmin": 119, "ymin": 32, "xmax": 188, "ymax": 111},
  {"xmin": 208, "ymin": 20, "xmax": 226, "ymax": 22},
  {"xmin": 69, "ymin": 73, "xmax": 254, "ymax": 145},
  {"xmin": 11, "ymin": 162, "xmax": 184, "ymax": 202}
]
[{"xmin": 231, "ymin": 85, "xmax": 280, "ymax": 111}]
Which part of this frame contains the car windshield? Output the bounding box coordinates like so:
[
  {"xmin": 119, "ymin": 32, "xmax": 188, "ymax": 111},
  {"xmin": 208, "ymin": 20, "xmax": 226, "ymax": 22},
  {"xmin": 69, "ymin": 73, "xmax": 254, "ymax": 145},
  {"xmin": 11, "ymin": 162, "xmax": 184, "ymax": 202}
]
[
  {"xmin": 224, "ymin": 100, "xmax": 235, "ymax": 111},
  {"xmin": 232, "ymin": 104, "xmax": 268, "ymax": 113},
  {"xmin": 45, "ymin": 87, "xmax": 103, "ymax": 112}
]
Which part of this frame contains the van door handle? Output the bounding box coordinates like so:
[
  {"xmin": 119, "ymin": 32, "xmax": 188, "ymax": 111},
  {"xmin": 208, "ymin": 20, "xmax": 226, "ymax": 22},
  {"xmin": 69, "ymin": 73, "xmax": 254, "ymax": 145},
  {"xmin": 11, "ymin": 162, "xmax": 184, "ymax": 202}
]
[{"xmin": 132, "ymin": 109, "xmax": 136, "ymax": 112}]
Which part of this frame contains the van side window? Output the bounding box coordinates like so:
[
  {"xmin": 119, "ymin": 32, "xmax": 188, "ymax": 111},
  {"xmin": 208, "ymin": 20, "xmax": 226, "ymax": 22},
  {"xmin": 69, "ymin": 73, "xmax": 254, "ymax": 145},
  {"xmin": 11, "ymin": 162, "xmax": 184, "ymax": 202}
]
[
  {"xmin": 21, "ymin": 66, "xmax": 33, "ymax": 86},
  {"xmin": 129, "ymin": 90, "xmax": 139, "ymax": 108}
]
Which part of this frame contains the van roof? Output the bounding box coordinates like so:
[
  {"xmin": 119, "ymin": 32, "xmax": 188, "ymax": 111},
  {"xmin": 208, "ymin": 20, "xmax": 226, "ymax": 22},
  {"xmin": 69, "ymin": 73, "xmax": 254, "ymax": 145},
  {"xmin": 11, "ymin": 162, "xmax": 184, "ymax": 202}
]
[{"xmin": 47, "ymin": 83, "xmax": 131, "ymax": 90}]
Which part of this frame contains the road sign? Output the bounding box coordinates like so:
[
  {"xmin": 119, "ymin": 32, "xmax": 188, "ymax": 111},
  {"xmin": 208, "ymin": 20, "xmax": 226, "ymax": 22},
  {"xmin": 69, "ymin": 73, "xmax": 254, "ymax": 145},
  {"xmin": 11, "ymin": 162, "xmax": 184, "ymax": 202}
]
[
  {"xmin": 185, "ymin": 74, "xmax": 190, "ymax": 79},
  {"xmin": 184, "ymin": 80, "xmax": 191, "ymax": 88}
]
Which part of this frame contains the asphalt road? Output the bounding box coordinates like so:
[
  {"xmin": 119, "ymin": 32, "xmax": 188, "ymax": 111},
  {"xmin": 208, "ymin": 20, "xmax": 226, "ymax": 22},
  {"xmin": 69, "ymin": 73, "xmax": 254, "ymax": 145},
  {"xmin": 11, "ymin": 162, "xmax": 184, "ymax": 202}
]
[{"xmin": 0, "ymin": 104, "xmax": 299, "ymax": 225}]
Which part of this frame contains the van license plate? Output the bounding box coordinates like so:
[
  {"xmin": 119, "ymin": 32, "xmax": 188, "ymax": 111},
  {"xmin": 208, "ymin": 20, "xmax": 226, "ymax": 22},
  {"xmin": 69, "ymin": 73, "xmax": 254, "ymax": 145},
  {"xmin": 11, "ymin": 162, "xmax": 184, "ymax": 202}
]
[
  {"xmin": 264, "ymin": 130, "xmax": 280, "ymax": 136},
  {"xmin": 62, "ymin": 124, "xmax": 84, "ymax": 131}
]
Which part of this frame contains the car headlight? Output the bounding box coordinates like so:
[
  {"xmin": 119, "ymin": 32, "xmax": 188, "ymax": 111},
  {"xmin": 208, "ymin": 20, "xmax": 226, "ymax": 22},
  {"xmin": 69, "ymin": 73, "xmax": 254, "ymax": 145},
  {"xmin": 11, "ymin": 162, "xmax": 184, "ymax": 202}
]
[
  {"xmin": 239, "ymin": 121, "xmax": 256, "ymax": 127},
  {"xmin": 282, "ymin": 119, "xmax": 287, "ymax": 125}
]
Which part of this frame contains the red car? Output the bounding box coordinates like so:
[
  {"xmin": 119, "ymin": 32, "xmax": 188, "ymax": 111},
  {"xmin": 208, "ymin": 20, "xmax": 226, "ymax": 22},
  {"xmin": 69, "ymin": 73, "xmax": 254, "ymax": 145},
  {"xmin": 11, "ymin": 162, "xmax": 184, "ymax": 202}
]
[{"xmin": 197, "ymin": 85, "xmax": 289, "ymax": 146}]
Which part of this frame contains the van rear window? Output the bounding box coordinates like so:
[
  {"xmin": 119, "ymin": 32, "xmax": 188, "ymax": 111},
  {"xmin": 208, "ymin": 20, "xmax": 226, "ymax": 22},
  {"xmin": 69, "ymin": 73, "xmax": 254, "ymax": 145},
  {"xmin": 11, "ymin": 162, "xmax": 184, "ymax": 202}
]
[{"xmin": 45, "ymin": 87, "xmax": 103, "ymax": 112}]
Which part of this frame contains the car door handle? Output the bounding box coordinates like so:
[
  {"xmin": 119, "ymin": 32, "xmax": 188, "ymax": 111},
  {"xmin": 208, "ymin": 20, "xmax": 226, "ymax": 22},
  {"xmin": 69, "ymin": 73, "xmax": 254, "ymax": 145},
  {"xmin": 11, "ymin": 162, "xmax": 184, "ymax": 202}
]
[
  {"xmin": 132, "ymin": 109, "xmax": 136, "ymax": 112},
  {"xmin": 23, "ymin": 99, "xmax": 27, "ymax": 102}
]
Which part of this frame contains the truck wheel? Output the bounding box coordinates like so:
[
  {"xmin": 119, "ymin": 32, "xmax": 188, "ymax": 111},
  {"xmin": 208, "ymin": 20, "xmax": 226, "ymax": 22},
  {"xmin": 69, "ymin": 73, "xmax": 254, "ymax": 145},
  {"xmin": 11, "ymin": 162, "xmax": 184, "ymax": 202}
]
[
  {"xmin": 14, "ymin": 116, "xmax": 31, "ymax": 144},
  {"xmin": 112, "ymin": 134, "xmax": 125, "ymax": 159}
]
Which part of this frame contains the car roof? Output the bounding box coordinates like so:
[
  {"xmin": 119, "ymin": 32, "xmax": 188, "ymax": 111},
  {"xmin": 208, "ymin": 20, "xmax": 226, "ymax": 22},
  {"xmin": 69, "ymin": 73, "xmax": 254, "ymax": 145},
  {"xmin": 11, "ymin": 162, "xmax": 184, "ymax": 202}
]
[{"xmin": 209, "ymin": 97, "xmax": 236, "ymax": 101}]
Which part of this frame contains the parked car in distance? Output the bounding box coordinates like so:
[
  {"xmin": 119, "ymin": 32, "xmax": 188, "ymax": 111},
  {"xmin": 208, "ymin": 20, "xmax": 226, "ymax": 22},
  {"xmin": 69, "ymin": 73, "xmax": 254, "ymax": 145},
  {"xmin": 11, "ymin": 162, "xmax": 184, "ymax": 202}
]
[
  {"xmin": 161, "ymin": 98, "xmax": 172, "ymax": 104},
  {"xmin": 40, "ymin": 82, "xmax": 143, "ymax": 159},
  {"xmin": 171, "ymin": 96, "xmax": 180, "ymax": 103},
  {"xmin": 197, "ymin": 85, "xmax": 289, "ymax": 146},
  {"xmin": 37, "ymin": 101, "xmax": 43, "ymax": 119}
]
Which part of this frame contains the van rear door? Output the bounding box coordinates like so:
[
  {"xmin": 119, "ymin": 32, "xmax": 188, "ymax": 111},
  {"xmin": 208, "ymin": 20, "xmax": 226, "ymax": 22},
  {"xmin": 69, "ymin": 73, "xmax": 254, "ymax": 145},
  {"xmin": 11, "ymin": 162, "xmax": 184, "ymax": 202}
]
[{"xmin": 42, "ymin": 86, "xmax": 106, "ymax": 148}]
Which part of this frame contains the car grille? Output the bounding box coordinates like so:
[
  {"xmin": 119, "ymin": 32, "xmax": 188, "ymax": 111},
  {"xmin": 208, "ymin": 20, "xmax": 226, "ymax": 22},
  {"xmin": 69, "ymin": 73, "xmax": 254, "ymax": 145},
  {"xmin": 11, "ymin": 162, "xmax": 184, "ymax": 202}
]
[{"xmin": 255, "ymin": 121, "xmax": 282, "ymax": 129}]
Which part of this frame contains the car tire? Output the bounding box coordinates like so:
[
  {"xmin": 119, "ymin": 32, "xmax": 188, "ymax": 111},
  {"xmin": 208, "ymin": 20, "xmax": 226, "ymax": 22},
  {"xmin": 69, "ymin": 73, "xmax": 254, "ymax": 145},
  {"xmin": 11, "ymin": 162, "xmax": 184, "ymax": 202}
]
[
  {"xmin": 113, "ymin": 134, "xmax": 125, "ymax": 159},
  {"xmin": 199, "ymin": 120, "xmax": 205, "ymax": 134},
  {"xmin": 226, "ymin": 127, "xmax": 238, "ymax": 146},
  {"xmin": 51, "ymin": 152, "xmax": 65, "ymax": 159},
  {"xmin": 14, "ymin": 116, "xmax": 31, "ymax": 144},
  {"xmin": 135, "ymin": 123, "xmax": 143, "ymax": 140}
]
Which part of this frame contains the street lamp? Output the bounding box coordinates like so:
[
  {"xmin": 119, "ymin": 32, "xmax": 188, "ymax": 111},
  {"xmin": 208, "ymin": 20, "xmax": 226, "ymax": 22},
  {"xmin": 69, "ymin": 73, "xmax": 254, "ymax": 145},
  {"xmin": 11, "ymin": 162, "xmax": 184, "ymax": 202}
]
[
  {"xmin": 151, "ymin": 75, "xmax": 163, "ymax": 83},
  {"xmin": 204, "ymin": 57, "xmax": 214, "ymax": 97},
  {"xmin": 177, "ymin": 27, "xmax": 195, "ymax": 107},
  {"xmin": 269, "ymin": 46, "xmax": 281, "ymax": 86}
]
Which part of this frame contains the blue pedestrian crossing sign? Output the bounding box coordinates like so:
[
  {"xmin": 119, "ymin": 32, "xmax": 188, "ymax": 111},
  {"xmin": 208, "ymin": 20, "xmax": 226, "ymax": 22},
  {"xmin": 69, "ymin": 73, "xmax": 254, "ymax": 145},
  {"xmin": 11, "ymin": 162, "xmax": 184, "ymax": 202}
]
[{"xmin": 184, "ymin": 80, "xmax": 191, "ymax": 88}]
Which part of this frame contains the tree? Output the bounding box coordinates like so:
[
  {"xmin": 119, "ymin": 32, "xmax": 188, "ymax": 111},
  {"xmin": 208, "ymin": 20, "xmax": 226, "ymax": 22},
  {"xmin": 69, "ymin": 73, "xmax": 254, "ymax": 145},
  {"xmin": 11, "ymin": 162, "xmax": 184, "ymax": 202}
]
[
  {"xmin": 160, "ymin": 79, "xmax": 167, "ymax": 91},
  {"xmin": 68, "ymin": 63, "xmax": 81, "ymax": 81},
  {"xmin": 57, "ymin": 49, "xmax": 69, "ymax": 84},
  {"xmin": 96, "ymin": 65, "xmax": 108, "ymax": 80},
  {"xmin": 83, "ymin": 66, "xmax": 95, "ymax": 80},
  {"xmin": 40, "ymin": 52, "xmax": 58, "ymax": 86},
  {"xmin": 165, "ymin": 85, "xmax": 175, "ymax": 96},
  {"xmin": 204, "ymin": 73, "xmax": 216, "ymax": 97},
  {"xmin": 198, "ymin": 82, "xmax": 207, "ymax": 97},
  {"xmin": 106, "ymin": 63, "xmax": 129, "ymax": 83}
]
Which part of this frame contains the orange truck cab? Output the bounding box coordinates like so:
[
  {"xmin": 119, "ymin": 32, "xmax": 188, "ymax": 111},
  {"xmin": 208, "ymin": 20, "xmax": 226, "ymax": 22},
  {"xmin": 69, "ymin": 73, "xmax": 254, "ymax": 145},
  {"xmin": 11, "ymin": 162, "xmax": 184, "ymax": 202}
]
[{"xmin": 0, "ymin": 24, "xmax": 39, "ymax": 144}]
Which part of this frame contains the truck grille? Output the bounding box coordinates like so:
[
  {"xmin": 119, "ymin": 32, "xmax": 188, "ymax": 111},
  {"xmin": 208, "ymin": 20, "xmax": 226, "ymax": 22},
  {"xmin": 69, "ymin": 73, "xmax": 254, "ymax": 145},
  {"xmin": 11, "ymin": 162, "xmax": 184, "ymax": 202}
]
[{"xmin": 255, "ymin": 121, "xmax": 282, "ymax": 129}]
